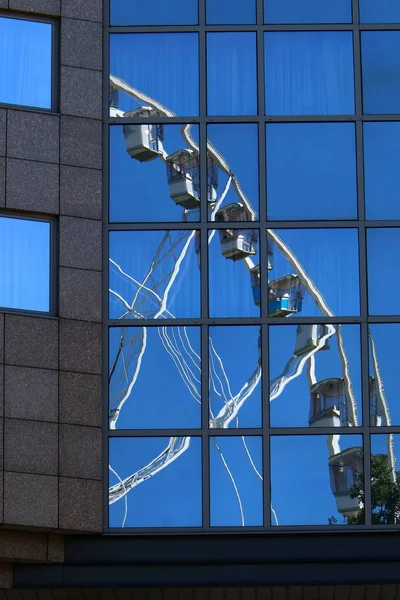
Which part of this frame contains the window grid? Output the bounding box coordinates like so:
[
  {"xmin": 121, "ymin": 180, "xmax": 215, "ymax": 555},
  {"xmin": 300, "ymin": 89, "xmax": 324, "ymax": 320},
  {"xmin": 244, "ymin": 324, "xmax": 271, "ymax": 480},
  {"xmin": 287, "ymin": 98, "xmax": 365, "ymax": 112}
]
[{"xmin": 105, "ymin": 0, "xmax": 400, "ymax": 532}]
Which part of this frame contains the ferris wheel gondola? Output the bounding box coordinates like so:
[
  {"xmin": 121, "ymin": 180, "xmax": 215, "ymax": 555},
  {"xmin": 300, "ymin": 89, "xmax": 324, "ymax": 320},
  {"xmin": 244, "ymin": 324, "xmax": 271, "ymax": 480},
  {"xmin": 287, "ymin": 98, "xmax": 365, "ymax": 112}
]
[
  {"xmin": 309, "ymin": 378, "xmax": 351, "ymax": 428},
  {"xmin": 268, "ymin": 274, "xmax": 304, "ymax": 317},
  {"xmin": 166, "ymin": 149, "xmax": 218, "ymax": 209},
  {"xmin": 123, "ymin": 107, "xmax": 165, "ymax": 162},
  {"xmin": 215, "ymin": 202, "xmax": 258, "ymax": 261},
  {"xmin": 329, "ymin": 447, "xmax": 363, "ymax": 518}
]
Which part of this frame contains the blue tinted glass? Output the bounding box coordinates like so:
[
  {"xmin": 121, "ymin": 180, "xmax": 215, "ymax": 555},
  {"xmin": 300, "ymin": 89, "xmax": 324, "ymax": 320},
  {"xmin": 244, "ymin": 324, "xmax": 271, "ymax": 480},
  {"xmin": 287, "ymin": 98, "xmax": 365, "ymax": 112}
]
[
  {"xmin": 207, "ymin": 33, "xmax": 257, "ymax": 116},
  {"xmin": 265, "ymin": 32, "xmax": 355, "ymax": 115},
  {"xmin": 361, "ymin": 32, "xmax": 400, "ymax": 115},
  {"xmin": 360, "ymin": 0, "xmax": 400, "ymax": 23},
  {"xmin": 110, "ymin": 34, "xmax": 199, "ymax": 117},
  {"xmin": 265, "ymin": 0, "xmax": 351, "ymax": 23},
  {"xmin": 370, "ymin": 436, "xmax": 400, "ymax": 525},
  {"xmin": 271, "ymin": 435, "xmax": 363, "ymax": 525},
  {"xmin": 267, "ymin": 123, "xmax": 357, "ymax": 220},
  {"xmin": 110, "ymin": 124, "xmax": 200, "ymax": 222},
  {"xmin": 111, "ymin": 0, "xmax": 198, "ymax": 25},
  {"xmin": 367, "ymin": 228, "xmax": 400, "ymax": 316},
  {"xmin": 369, "ymin": 325, "xmax": 400, "ymax": 427},
  {"xmin": 210, "ymin": 436, "xmax": 263, "ymax": 526},
  {"xmin": 109, "ymin": 437, "xmax": 202, "ymax": 527},
  {"xmin": 208, "ymin": 124, "xmax": 259, "ymax": 220},
  {"xmin": 109, "ymin": 230, "xmax": 200, "ymax": 319},
  {"xmin": 0, "ymin": 17, "xmax": 52, "ymax": 109},
  {"xmin": 207, "ymin": 0, "xmax": 255, "ymax": 24},
  {"xmin": 364, "ymin": 123, "xmax": 400, "ymax": 220},
  {"xmin": 268, "ymin": 229, "xmax": 360, "ymax": 317},
  {"xmin": 109, "ymin": 327, "xmax": 201, "ymax": 430},
  {"xmin": 0, "ymin": 217, "xmax": 50, "ymax": 312}
]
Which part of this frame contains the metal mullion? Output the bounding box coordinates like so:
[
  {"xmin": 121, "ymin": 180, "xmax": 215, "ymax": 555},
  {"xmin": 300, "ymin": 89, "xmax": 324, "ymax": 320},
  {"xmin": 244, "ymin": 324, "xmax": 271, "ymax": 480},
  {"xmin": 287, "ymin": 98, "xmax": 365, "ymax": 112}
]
[
  {"xmin": 353, "ymin": 19, "xmax": 362, "ymax": 120},
  {"xmin": 106, "ymin": 23, "xmax": 400, "ymax": 33},
  {"xmin": 355, "ymin": 121, "xmax": 365, "ymax": 222},
  {"xmin": 256, "ymin": 0, "xmax": 263, "ymax": 25},
  {"xmin": 262, "ymin": 324, "xmax": 270, "ymax": 528},
  {"xmin": 269, "ymin": 427, "xmax": 365, "ymax": 436},
  {"xmin": 107, "ymin": 316, "xmax": 370, "ymax": 327},
  {"xmin": 109, "ymin": 428, "xmax": 264, "ymax": 437},
  {"xmin": 358, "ymin": 223, "xmax": 368, "ymax": 322},
  {"xmin": 361, "ymin": 323, "xmax": 372, "ymax": 526},
  {"xmin": 201, "ymin": 324, "xmax": 210, "ymax": 530},
  {"xmin": 352, "ymin": 0, "xmax": 359, "ymax": 25},
  {"xmin": 106, "ymin": 220, "xmax": 369, "ymax": 231}
]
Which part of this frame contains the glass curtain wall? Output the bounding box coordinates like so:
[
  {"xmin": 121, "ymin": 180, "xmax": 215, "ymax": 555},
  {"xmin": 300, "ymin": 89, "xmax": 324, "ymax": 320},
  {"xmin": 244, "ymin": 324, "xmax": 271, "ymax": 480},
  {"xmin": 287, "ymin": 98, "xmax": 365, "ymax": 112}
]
[{"xmin": 106, "ymin": 0, "xmax": 400, "ymax": 531}]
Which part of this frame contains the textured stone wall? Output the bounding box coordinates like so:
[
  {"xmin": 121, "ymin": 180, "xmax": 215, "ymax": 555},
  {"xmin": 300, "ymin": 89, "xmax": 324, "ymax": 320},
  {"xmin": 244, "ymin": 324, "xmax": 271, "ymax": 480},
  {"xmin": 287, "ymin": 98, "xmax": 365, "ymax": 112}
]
[{"xmin": 0, "ymin": 0, "xmax": 103, "ymax": 535}]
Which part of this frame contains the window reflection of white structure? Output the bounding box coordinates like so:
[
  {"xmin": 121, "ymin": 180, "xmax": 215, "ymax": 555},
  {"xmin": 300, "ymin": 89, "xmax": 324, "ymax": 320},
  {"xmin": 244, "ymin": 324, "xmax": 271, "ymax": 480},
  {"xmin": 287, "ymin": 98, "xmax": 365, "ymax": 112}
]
[{"xmin": 108, "ymin": 74, "xmax": 395, "ymax": 527}]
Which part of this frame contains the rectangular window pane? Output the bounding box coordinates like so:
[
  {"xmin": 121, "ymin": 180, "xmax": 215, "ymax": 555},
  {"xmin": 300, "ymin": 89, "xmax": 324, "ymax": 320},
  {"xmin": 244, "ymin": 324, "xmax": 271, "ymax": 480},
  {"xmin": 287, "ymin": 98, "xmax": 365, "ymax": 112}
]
[
  {"xmin": 364, "ymin": 123, "xmax": 400, "ymax": 220},
  {"xmin": 361, "ymin": 32, "xmax": 400, "ymax": 115},
  {"xmin": 209, "ymin": 228, "xmax": 260, "ymax": 318},
  {"xmin": 109, "ymin": 326, "xmax": 201, "ymax": 430},
  {"xmin": 370, "ymin": 435, "xmax": 400, "ymax": 525},
  {"xmin": 266, "ymin": 123, "xmax": 357, "ymax": 220},
  {"xmin": 209, "ymin": 326, "xmax": 262, "ymax": 429},
  {"xmin": 208, "ymin": 124, "xmax": 259, "ymax": 221},
  {"xmin": 207, "ymin": 33, "xmax": 257, "ymax": 116},
  {"xmin": 265, "ymin": 32, "xmax": 355, "ymax": 115},
  {"xmin": 367, "ymin": 228, "xmax": 400, "ymax": 316},
  {"xmin": 110, "ymin": 124, "xmax": 201, "ymax": 222},
  {"xmin": 270, "ymin": 324, "xmax": 362, "ymax": 428},
  {"xmin": 0, "ymin": 216, "xmax": 50, "ymax": 313},
  {"xmin": 110, "ymin": 34, "xmax": 199, "ymax": 117},
  {"xmin": 111, "ymin": 0, "xmax": 198, "ymax": 25},
  {"xmin": 268, "ymin": 229, "xmax": 360, "ymax": 317},
  {"xmin": 265, "ymin": 0, "xmax": 352, "ymax": 23},
  {"xmin": 369, "ymin": 325, "xmax": 400, "ymax": 427},
  {"xmin": 109, "ymin": 230, "xmax": 200, "ymax": 319},
  {"xmin": 109, "ymin": 437, "xmax": 202, "ymax": 527},
  {"xmin": 0, "ymin": 17, "xmax": 52, "ymax": 109},
  {"xmin": 360, "ymin": 0, "xmax": 400, "ymax": 23},
  {"xmin": 271, "ymin": 435, "xmax": 364, "ymax": 525},
  {"xmin": 210, "ymin": 436, "xmax": 263, "ymax": 526},
  {"xmin": 206, "ymin": 0, "xmax": 255, "ymax": 24}
]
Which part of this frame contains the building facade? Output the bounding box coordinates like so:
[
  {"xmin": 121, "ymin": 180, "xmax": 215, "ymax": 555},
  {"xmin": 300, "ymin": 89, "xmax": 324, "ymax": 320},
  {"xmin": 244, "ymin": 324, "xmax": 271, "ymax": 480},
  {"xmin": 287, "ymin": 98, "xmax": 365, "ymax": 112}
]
[{"xmin": 1, "ymin": 0, "xmax": 400, "ymax": 596}]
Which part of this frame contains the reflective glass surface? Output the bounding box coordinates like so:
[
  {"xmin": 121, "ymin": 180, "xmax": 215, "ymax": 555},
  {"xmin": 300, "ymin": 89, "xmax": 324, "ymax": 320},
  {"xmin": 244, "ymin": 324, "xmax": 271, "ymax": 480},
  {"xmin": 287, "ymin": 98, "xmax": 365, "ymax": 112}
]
[
  {"xmin": 266, "ymin": 123, "xmax": 357, "ymax": 220},
  {"xmin": 207, "ymin": 33, "xmax": 257, "ymax": 116},
  {"xmin": 210, "ymin": 436, "xmax": 263, "ymax": 526},
  {"xmin": 111, "ymin": 0, "xmax": 198, "ymax": 25},
  {"xmin": 109, "ymin": 437, "xmax": 202, "ymax": 527},
  {"xmin": 109, "ymin": 230, "xmax": 200, "ymax": 319},
  {"xmin": 264, "ymin": 0, "xmax": 352, "ymax": 23},
  {"xmin": 209, "ymin": 326, "xmax": 262, "ymax": 429},
  {"xmin": 0, "ymin": 17, "xmax": 52, "ymax": 109},
  {"xmin": 267, "ymin": 229, "xmax": 360, "ymax": 317},
  {"xmin": 208, "ymin": 124, "xmax": 259, "ymax": 221},
  {"xmin": 360, "ymin": 0, "xmax": 400, "ymax": 24},
  {"xmin": 364, "ymin": 123, "xmax": 400, "ymax": 220},
  {"xmin": 110, "ymin": 34, "xmax": 199, "ymax": 117},
  {"xmin": 0, "ymin": 217, "xmax": 50, "ymax": 313},
  {"xmin": 109, "ymin": 327, "xmax": 201, "ymax": 429},
  {"xmin": 209, "ymin": 229, "xmax": 260, "ymax": 318},
  {"xmin": 370, "ymin": 435, "xmax": 400, "ymax": 525},
  {"xmin": 270, "ymin": 325, "xmax": 362, "ymax": 428},
  {"xmin": 367, "ymin": 228, "xmax": 400, "ymax": 316},
  {"xmin": 264, "ymin": 32, "xmax": 355, "ymax": 115},
  {"xmin": 271, "ymin": 435, "xmax": 363, "ymax": 525},
  {"xmin": 369, "ymin": 325, "xmax": 400, "ymax": 427},
  {"xmin": 110, "ymin": 124, "xmax": 201, "ymax": 222},
  {"xmin": 361, "ymin": 32, "xmax": 400, "ymax": 115},
  {"xmin": 206, "ymin": 0, "xmax": 255, "ymax": 24}
]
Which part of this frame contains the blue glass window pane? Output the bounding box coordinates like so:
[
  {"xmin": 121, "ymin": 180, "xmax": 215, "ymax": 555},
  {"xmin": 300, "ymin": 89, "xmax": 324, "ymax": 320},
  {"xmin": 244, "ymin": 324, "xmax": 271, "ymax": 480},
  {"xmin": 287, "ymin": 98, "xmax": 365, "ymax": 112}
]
[
  {"xmin": 109, "ymin": 327, "xmax": 201, "ymax": 430},
  {"xmin": 110, "ymin": 124, "xmax": 200, "ymax": 222},
  {"xmin": 207, "ymin": 33, "xmax": 257, "ymax": 116},
  {"xmin": 369, "ymin": 325, "xmax": 400, "ymax": 427},
  {"xmin": 360, "ymin": 0, "xmax": 400, "ymax": 24},
  {"xmin": 267, "ymin": 123, "xmax": 357, "ymax": 220},
  {"xmin": 206, "ymin": 0, "xmax": 255, "ymax": 24},
  {"xmin": 0, "ymin": 17, "xmax": 52, "ymax": 109},
  {"xmin": 109, "ymin": 230, "xmax": 200, "ymax": 319},
  {"xmin": 370, "ymin": 436, "xmax": 400, "ymax": 524},
  {"xmin": 110, "ymin": 34, "xmax": 199, "ymax": 117},
  {"xmin": 210, "ymin": 436, "xmax": 263, "ymax": 526},
  {"xmin": 364, "ymin": 123, "xmax": 400, "ymax": 220},
  {"xmin": 0, "ymin": 217, "xmax": 50, "ymax": 312},
  {"xmin": 109, "ymin": 437, "xmax": 202, "ymax": 527},
  {"xmin": 208, "ymin": 124, "xmax": 259, "ymax": 221},
  {"xmin": 265, "ymin": 0, "xmax": 352, "ymax": 24},
  {"xmin": 111, "ymin": 0, "xmax": 198, "ymax": 25},
  {"xmin": 265, "ymin": 32, "xmax": 355, "ymax": 115},
  {"xmin": 361, "ymin": 32, "xmax": 400, "ymax": 115},
  {"xmin": 367, "ymin": 228, "xmax": 400, "ymax": 316}
]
